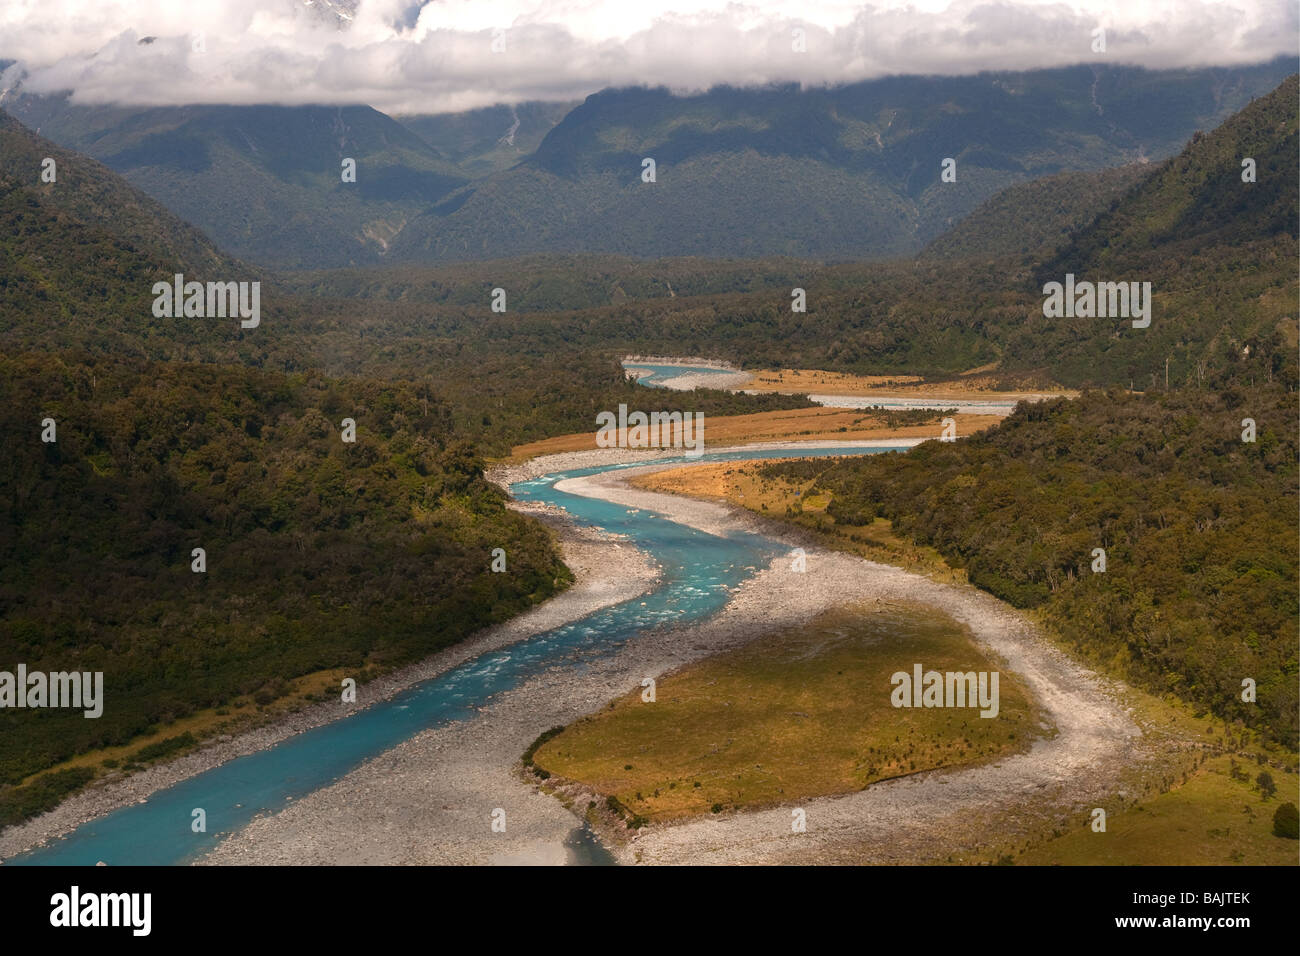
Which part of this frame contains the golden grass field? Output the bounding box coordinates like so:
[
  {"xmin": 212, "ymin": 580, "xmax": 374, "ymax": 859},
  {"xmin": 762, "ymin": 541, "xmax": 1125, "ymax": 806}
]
[
  {"xmin": 509, "ymin": 406, "xmax": 1002, "ymax": 460},
  {"xmin": 632, "ymin": 460, "xmax": 968, "ymax": 584},
  {"xmin": 532, "ymin": 603, "xmax": 1043, "ymax": 823},
  {"xmin": 1016, "ymin": 755, "xmax": 1298, "ymax": 865},
  {"xmin": 739, "ymin": 367, "xmax": 1076, "ymax": 401}
]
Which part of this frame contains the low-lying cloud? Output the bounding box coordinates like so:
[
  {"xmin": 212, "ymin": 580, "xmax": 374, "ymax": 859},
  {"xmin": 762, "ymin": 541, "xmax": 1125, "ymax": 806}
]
[{"xmin": 1, "ymin": 0, "xmax": 1295, "ymax": 114}]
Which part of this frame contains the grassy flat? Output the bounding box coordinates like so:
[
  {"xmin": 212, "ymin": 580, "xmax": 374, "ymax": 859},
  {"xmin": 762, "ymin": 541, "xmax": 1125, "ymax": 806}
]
[
  {"xmin": 1016, "ymin": 756, "xmax": 1298, "ymax": 865},
  {"xmin": 632, "ymin": 461, "xmax": 967, "ymax": 584},
  {"xmin": 509, "ymin": 407, "xmax": 1001, "ymax": 459},
  {"xmin": 532, "ymin": 603, "xmax": 1045, "ymax": 823}
]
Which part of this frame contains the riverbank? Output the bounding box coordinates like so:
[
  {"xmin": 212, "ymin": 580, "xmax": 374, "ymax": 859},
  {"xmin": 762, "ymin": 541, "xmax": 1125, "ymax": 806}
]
[
  {"xmin": 197, "ymin": 446, "xmax": 1147, "ymax": 865},
  {"xmin": 556, "ymin": 464, "xmax": 1146, "ymax": 864},
  {"xmin": 622, "ymin": 355, "xmax": 754, "ymax": 391},
  {"xmin": 0, "ymin": 511, "xmax": 658, "ymax": 863}
]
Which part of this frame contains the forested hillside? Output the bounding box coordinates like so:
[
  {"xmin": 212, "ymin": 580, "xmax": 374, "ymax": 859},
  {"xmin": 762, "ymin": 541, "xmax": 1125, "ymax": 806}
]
[
  {"xmin": 763, "ymin": 387, "xmax": 1298, "ymax": 746},
  {"xmin": 0, "ymin": 354, "xmax": 572, "ymax": 823},
  {"xmin": 0, "ymin": 172, "xmax": 292, "ymax": 369},
  {"xmin": 2, "ymin": 97, "xmax": 470, "ymax": 269},
  {"xmin": 0, "ymin": 110, "xmax": 240, "ymax": 277},
  {"xmin": 920, "ymin": 164, "xmax": 1151, "ymax": 262},
  {"xmin": 1045, "ymin": 75, "xmax": 1300, "ymax": 271},
  {"xmin": 284, "ymin": 254, "xmax": 816, "ymax": 312},
  {"xmin": 1014, "ymin": 74, "xmax": 1299, "ymax": 385}
]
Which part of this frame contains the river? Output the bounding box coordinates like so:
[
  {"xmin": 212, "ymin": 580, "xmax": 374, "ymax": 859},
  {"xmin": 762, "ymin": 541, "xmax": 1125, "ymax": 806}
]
[{"xmin": 9, "ymin": 444, "xmax": 904, "ymax": 866}]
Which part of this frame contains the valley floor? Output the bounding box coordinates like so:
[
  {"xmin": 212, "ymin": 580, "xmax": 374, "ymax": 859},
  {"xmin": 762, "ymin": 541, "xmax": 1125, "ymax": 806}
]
[
  {"xmin": 7, "ymin": 443, "xmax": 1271, "ymax": 865},
  {"xmin": 196, "ymin": 445, "xmax": 1157, "ymax": 864}
]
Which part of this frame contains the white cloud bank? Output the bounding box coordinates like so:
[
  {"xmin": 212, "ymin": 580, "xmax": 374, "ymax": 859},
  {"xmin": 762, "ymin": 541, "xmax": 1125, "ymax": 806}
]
[{"xmin": 0, "ymin": 0, "xmax": 1295, "ymax": 113}]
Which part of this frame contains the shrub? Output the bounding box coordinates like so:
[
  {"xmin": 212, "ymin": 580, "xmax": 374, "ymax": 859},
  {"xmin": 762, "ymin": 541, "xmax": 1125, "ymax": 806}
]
[
  {"xmin": 1256, "ymin": 771, "xmax": 1277, "ymax": 800},
  {"xmin": 1272, "ymin": 802, "xmax": 1298, "ymax": 839},
  {"xmin": 132, "ymin": 732, "xmax": 196, "ymax": 763},
  {"xmin": 522, "ymin": 726, "xmax": 565, "ymax": 768},
  {"xmin": 0, "ymin": 767, "xmax": 96, "ymax": 827}
]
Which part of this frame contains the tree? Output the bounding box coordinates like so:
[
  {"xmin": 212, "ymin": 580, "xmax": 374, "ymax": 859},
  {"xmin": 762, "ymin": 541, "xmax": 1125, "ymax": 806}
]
[
  {"xmin": 1272, "ymin": 802, "xmax": 1299, "ymax": 839},
  {"xmin": 1256, "ymin": 771, "xmax": 1277, "ymax": 800}
]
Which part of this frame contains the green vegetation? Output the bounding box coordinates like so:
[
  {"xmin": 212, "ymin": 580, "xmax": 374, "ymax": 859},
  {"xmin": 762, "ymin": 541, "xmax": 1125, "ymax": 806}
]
[
  {"xmin": 8, "ymin": 61, "xmax": 1288, "ymax": 270},
  {"xmin": 0, "ymin": 767, "xmax": 95, "ymax": 829},
  {"xmin": 284, "ymin": 253, "xmax": 816, "ymax": 312},
  {"xmin": 4, "ymin": 100, "xmax": 469, "ymax": 269},
  {"xmin": 1015, "ymin": 756, "xmax": 1298, "ymax": 865},
  {"xmin": 264, "ymin": 75, "xmax": 1297, "ymax": 398},
  {"xmin": 0, "ymin": 109, "xmax": 241, "ymax": 277},
  {"xmin": 921, "ymin": 164, "xmax": 1150, "ymax": 263},
  {"xmin": 1274, "ymin": 802, "xmax": 1299, "ymax": 839},
  {"xmin": 131, "ymin": 733, "xmax": 197, "ymax": 764},
  {"xmin": 758, "ymin": 387, "xmax": 1298, "ymax": 747},
  {"xmin": 0, "ymin": 69, "xmax": 1295, "ymax": 840},
  {"xmin": 0, "ymin": 354, "xmax": 573, "ymax": 798},
  {"xmin": 395, "ymin": 101, "xmax": 579, "ymax": 178},
  {"xmin": 390, "ymin": 62, "xmax": 1290, "ymax": 265},
  {"xmin": 523, "ymin": 726, "xmax": 565, "ymax": 780}
]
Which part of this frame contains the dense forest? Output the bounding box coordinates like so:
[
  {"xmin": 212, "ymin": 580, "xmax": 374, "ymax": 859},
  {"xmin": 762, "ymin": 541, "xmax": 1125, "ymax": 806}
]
[
  {"xmin": 761, "ymin": 387, "xmax": 1298, "ymax": 746},
  {"xmin": 920, "ymin": 164, "xmax": 1151, "ymax": 263},
  {"xmin": 0, "ymin": 353, "xmax": 573, "ymax": 821},
  {"xmin": 0, "ymin": 110, "xmax": 241, "ymax": 277},
  {"xmin": 289, "ymin": 76, "xmax": 1299, "ymax": 395}
]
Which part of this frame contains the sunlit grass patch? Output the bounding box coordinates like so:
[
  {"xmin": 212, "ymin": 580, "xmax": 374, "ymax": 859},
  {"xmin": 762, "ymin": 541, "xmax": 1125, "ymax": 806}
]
[
  {"xmin": 532, "ymin": 604, "xmax": 1045, "ymax": 823},
  {"xmin": 1016, "ymin": 755, "xmax": 1299, "ymax": 865}
]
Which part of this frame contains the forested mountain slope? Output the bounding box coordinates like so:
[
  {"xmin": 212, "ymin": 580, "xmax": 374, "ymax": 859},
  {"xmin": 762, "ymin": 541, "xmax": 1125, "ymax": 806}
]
[
  {"xmin": 763, "ymin": 386, "xmax": 1298, "ymax": 747},
  {"xmin": 391, "ymin": 59, "xmax": 1292, "ymax": 264}
]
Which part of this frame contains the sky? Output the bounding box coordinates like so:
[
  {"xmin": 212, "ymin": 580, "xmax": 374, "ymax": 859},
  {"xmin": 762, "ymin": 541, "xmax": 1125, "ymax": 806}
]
[{"xmin": 0, "ymin": 0, "xmax": 1296, "ymax": 114}]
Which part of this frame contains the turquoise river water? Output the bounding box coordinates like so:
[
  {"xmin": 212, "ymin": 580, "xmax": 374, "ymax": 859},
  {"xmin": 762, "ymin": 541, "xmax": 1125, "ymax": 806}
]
[{"xmin": 10, "ymin": 445, "xmax": 902, "ymax": 866}]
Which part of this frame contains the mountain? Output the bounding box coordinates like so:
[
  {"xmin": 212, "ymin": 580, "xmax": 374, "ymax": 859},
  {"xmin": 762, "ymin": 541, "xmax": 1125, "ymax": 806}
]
[
  {"xmin": 1044, "ymin": 73, "xmax": 1300, "ymax": 273},
  {"xmin": 1013, "ymin": 73, "xmax": 1299, "ymax": 384},
  {"xmin": 390, "ymin": 58, "xmax": 1295, "ymax": 264},
  {"xmin": 396, "ymin": 101, "xmax": 578, "ymax": 177},
  {"xmin": 336, "ymin": 75, "xmax": 1296, "ymax": 392},
  {"xmin": 4, "ymin": 58, "xmax": 1292, "ymax": 270},
  {"xmin": 0, "ymin": 109, "xmax": 240, "ymax": 276},
  {"xmin": 919, "ymin": 164, "xmax": 1151, "ymax": 263},
  {"xmin": 1, "ymin": 96, "xmax": 470, "ymax": 269}
]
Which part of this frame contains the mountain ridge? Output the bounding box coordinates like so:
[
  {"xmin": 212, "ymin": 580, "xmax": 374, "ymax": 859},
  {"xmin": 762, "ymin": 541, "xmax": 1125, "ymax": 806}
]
[{"xmin": 4, "ymin": 57, "xmax": 1292, "ymax": 270}]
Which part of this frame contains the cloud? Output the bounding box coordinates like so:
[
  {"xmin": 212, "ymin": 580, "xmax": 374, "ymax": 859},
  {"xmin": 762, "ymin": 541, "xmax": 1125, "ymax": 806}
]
[{"xmin": 0, "ymin": 0, "xmax": 1295, "ymax": 114}]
